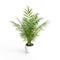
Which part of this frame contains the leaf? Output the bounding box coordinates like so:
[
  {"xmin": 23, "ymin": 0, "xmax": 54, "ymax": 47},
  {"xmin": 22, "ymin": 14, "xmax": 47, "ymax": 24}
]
[
  {"xmin": 35, "ymin": 21, "xmax": 48, "ymax": 33},
  {"xmin": 15, "ymin": 16, "xmax": 21, "ymax": 24},
  {"xmin": 11, "ymin": 21, "xmax": 21, "ymax": 31}
]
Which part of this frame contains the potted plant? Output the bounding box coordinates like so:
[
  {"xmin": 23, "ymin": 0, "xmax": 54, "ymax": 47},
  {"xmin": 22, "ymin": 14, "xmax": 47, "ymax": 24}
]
[{"xmin": 11, "ymin": 6, "xmax": 48, "ymax": 53}]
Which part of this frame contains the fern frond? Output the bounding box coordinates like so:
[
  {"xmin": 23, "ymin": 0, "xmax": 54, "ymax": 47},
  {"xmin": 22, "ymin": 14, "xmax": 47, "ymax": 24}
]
[
  {"xmin": 35, "ymin": 21, "xmax": 48, "ymax": 33},
  {"xmin": 11, "ymin": 21, "xmax": 21, "ymax": 31},
  {"xmin": 24, "ymin": 6, "xmax": 32, "ymax": 17}
]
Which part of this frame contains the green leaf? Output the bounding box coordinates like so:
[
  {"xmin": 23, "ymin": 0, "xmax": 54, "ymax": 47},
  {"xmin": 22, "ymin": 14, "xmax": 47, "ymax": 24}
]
[{"xmin": 35, "ymin": 21, "xmax": 48, "ymax": 33}]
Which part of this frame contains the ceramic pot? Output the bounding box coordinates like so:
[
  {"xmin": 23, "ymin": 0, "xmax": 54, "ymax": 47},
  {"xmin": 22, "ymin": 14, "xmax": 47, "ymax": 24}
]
[{"xmin": 25, "ymin": 44, "xmax": 34, "ymax": 53}]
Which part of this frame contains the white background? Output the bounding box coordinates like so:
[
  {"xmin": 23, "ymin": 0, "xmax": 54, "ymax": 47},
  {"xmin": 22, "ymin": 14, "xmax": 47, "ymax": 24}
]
[{"xmin": 0, "ymin": 0, "xmax": 60, "ymax": 60}]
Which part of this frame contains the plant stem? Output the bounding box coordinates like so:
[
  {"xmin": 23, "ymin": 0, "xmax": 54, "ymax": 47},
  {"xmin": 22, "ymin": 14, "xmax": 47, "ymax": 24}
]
[{"xmin": 27, "ymin": 40, "xmax": 31, "ymax": 45}]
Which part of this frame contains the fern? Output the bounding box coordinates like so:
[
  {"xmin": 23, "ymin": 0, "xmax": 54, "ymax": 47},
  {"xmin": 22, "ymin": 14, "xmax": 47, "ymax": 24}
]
[{"xmin": 11, "ymin": 7, "xmax": 48, "ymax": 45}]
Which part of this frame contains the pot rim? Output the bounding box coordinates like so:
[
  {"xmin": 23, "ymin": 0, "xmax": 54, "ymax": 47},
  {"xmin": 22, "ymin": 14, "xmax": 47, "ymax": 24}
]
[{"xmin": 26, "ymin": 43, "xmax": 34, "ymax": 46}]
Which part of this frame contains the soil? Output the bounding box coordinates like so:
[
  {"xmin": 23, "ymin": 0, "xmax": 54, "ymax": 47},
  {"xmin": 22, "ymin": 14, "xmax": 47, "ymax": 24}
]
[{"xmin": 26, "ymin": 43, "xmax": 34, "ymax": 46}]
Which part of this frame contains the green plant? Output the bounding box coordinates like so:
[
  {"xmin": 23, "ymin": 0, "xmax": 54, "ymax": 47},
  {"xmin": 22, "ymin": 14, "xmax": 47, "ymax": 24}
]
[{"xmin": 11, "ymin": 7, "xmax": 48, "ymax": 46}]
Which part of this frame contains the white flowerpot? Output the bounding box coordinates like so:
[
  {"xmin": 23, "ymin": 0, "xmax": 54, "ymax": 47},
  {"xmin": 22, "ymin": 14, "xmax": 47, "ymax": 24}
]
[{"xmin": 25, "ymin": 44, "xmax": 34, "ymax": 53}]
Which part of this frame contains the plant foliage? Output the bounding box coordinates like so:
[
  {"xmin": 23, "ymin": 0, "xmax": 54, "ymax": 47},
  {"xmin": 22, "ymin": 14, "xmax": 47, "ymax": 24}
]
[{"xmin": 11, "ymin": 6, "xmax": 48, "ymax": 44}]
